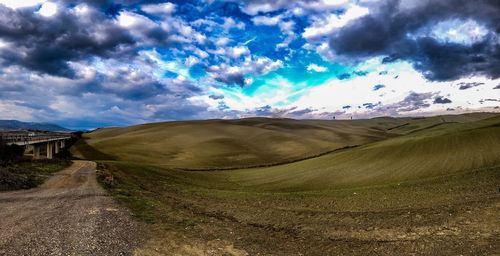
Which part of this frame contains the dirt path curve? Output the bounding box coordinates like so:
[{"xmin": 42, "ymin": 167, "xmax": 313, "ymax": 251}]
[{"xmin": 0, "ymin": 160, "xmax": 142, "ymax": 256}]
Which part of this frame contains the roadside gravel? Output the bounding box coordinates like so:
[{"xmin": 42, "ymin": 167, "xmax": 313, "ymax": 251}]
[{"xmin": 0, "ymin": 160, "xmax": 142, "ymax": 256}]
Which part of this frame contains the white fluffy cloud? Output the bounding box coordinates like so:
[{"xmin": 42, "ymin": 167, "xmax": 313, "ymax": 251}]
[
  {"xmin": 307, "ymin": 64, "xmax": 328, "ymax": 72},
  {"xmin": 237, "ymin": 0, "xmax": 351, "ymax": 15},
  {"xmin": 252, "ymin": 15, "xmax": 283, "ymax": 26},
  {"xmin": 207, "ymin": 57, "xmax": 500, "ymax": 119},
  {"xmin": 141, "ymin": 2, "xmax": 176, "ymax": 15},
  {"xmin": 221, "ymin": 17, "xmax": 246, "ymax": 31},
  {"xmin": 294, "ymin": 60, "xmax": 500, "ymax": 118},
  {"xmin": 303, "ymin": 4, "xmax": 369, "ymax": 40},
  {"xmin": 37, "ymin": 1, "xmax": 57, "ymax": 17},
  {"xmin": 228, "ymin": 46, "xmax": 251, "ymax": 59}
]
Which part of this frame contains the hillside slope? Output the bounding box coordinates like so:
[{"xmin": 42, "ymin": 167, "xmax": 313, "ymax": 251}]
[
  {"xmin": 73, "ymin": 113, "xmax": 499, "ymax": 170},
  {"xmin": 73, "ymin": 113, "xmax": 500, "ymax": 255},
  {"xmin": 73, "ymin": 118, "xmax": 391, "ymax": 169},
  {"xmin": 208, "ymin": 115, "xmax": 500, "ymax": 191}
]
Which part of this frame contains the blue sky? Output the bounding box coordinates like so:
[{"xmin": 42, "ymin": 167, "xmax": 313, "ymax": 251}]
[{"xmin": 0, "ymin": 0, "xmax": 499, "ymax": 129}]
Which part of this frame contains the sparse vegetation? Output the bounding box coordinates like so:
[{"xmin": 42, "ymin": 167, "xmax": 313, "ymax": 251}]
[
  {"xmin": 0, "ymin": 134, "xmax": 74, "ymax": 191},
  {"xmin": 72, "ymin": 118, "xmax": 392, "ymax": 169},
  {"xmin": 73, "ymin": 113, "xmax": 500, "ymax": 255},
  {"xmin": 0, "ymin": 160, "xmax": 71, "ymax": 191}
]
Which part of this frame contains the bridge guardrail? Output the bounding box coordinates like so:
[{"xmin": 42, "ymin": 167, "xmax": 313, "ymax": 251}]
[{"xmin": 1, "ymin": 135, "xmax": 71, "ymax": 144}]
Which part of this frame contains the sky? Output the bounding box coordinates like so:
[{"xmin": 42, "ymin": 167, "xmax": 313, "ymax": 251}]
[{"xmin": 0, "ymin": 0, "xmax": 499, "ymax": 130}]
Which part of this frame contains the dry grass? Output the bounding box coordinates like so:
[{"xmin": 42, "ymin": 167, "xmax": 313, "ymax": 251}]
[
  {"xmin": 73, "ymin": 113, "xmax": 499, "ymax": 170},
  {"xmin": 76, "ymin": 118, "xmax": 391, "ymax": 169},
  {"xmin": 212, "ymin": 115, "xmax": 500, "ymax": 191},
  {"xmin": 76, "ymin": 113, "xmax": 500, "ymax": 255}
]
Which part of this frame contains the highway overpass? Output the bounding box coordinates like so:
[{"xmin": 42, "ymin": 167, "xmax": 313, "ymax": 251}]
[{"xmin": 1, "ymin": 132, "xmax": 71, "ymax": 159}]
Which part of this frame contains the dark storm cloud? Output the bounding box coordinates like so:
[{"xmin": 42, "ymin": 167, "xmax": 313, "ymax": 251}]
[
  {"xmin": 337, "ymin": 73, "xmax": 350, "ymax": 80},
  {"xmin": 373, "ymin": 84, "xmax": 385, "ymax": 91},
  {"xmin": 209, "ymin": 94, "xmax": 225, "ymax": 100},
  {"xmin": 479, "ymin": 98, "xmax": 499, "ymax": 103},
  {"xmin": 0, "ymin": 2, "xmax": 186, "ymax": 78},
  {"xmin": 150, "ymin": 102, "xmax": 208, "ymax": 120},
  {"xmin": 206, "ymin": 57, "xmax": 283, "ymax": 87},
  {"xmin": 362, "ymin": 102, "xmax": 380, "ymax": 109},
  {"xmin": 213, "ymin": 72, "xmax": 246, "ymax": 86},
  {"xmin": 0, "ymin": 5, "xmax": 138, "ymax": 77},
  {"xmin": 90, "ymin": 76, "xmax": 166, "ymax": 101},
  {"xmin": 353, "ymin": 71, "xmax": 368, "ymax": 76},
  {"xmin": 336, "ymin": 71, "xmax": 368, "ymax": 81},
  {"xmin": 254, "ymin": 105, "xmax": 273, "ymax": 116},
  {"xmin": 458, "ymin": 82, "xmax": 484, "ymax": 90},
  {"xmin": 288, "ymin": 108, "xmax": 316, "ymax": 116},
  {"xmin": 329, "ymin": 0, "xmax": 500, "ymax": 81},
  {"xmin": 395, "ymin": 92, "xmax": 433, "ymax": 111},
  {"xmin": 365, "ymin": 92, "xmax": 435, "ymax": 115},
  {"xmin": 433, "ymin": 96, "xmax": 452, "ymax": 104}
]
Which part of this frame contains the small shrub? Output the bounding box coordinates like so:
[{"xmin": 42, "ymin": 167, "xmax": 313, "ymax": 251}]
[{"xmin": 96, "ymin": 163, "xmax": 116, "ymax": 188}]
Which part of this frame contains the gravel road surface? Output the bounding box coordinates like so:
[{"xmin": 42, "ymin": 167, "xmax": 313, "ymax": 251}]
[{"xmin": 0, "ymin": 160, "xmax": 142, "ymax": 256}]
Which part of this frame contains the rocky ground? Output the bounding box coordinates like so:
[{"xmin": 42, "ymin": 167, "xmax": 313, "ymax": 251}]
[{"xmin": 0, "ymin": 160, "xmax": 143, "ymax": 256}]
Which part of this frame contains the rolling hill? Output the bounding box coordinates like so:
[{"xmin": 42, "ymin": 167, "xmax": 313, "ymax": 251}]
[
  {"xmin": 208, "ymin": 114, "xmax": 500, "ymax": 191},
  {"xmin": 72, "ymin": 112, "xmax": 500, "ymax": 171},
  {"xmin": 72, "ymin": 112, "xmax": 500, "ymax": 255},
  {"xmin": 73, "ymin": 118, "xmax": 392, "ymax": 169}
]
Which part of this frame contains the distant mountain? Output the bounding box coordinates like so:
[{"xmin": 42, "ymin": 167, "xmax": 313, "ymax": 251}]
[{"xmin": 0, "ymin": 120, "xmax": 72, "ymax": 132}]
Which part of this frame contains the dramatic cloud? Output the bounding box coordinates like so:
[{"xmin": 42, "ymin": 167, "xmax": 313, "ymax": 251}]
[
  {"xmin": 0, "ymin": 3, "xmax": 135, "ymax": 77},
  {"xmin": 370, "ymin": 92, "xmax": 435, "ymax": 114},
  {"xmin": 303, "ymin": 4, "xmax": 369, "ymax": 41},
  {"xmin": 458, "ymin": 82, "xmax": 484, "ymax": 90},
  {"xmin": 207, "ymin": 56, "xmax": 283, "ymax": 87},
  {"xmin": 209, "ymin": 94, "xmax": 225, "ymax": 100},
  {"xmin": 373, "ymin": 84, "xmax": 385, "ymax": 91},
  {"xmin": 337, "ymin": 73, "xmax": 350, "ymax": 80},
  {"xmin": 327, "ymin": 0, "xmax": 500, "ymax": 81},
  {"xmin": 0, "ymin": 0, "xmax": 498, "ymax": 129},
  {"xmin": 141, "ymin": 2, "xmax": 176, "ymax": 15},
  {"xmin": 434, "ymin": 96, "xmax": 452, "ymax": 104}
]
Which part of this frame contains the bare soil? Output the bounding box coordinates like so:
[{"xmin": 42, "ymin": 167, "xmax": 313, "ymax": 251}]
[
  {"xmin": 0, "ymin": 160, "xmax": 143, "ymax": 256},
  {"xmin": 102, "ymin": 163, "xmax": 500, "ymax": 255}
]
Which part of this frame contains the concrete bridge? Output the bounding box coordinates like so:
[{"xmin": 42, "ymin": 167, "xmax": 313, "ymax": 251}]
[{"xmin": 1, "ymin": 132, "xmax": 71, "ymax": 159}]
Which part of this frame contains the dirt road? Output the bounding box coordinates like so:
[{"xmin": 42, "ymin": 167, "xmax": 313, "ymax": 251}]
[{"xmin": 0, "ymin": 160, "xmax": 142, "ymax": 256}]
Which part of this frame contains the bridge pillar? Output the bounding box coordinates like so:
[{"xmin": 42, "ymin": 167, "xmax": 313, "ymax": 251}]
[
  {"xmin": 34, "ymin": 144, "xmax": 41, "ymax": 159},
  {"xmin": 61, "ymin": 140, "xmax": 66, "ymax": 149},
  {"xmin": 54, "ymin": 141, "xmax": 60, "ymax": 154},
  {"xmin": 46, "ymin": 142, "xmax": 54, "ymax": 159}
]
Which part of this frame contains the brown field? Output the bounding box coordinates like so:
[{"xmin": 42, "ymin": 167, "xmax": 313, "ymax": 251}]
[{"xmin": 72, "ymin": 112, "xmax": 500, "ymax": 255}]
